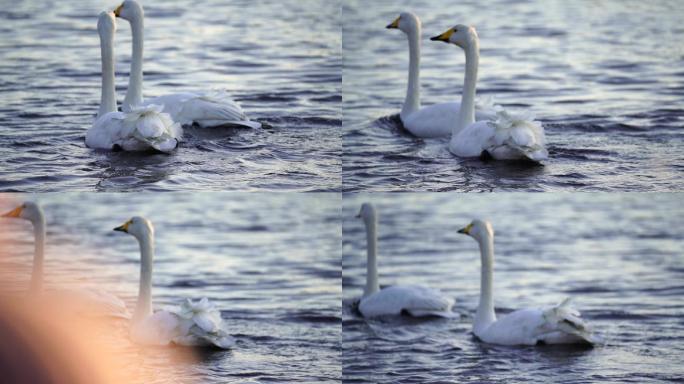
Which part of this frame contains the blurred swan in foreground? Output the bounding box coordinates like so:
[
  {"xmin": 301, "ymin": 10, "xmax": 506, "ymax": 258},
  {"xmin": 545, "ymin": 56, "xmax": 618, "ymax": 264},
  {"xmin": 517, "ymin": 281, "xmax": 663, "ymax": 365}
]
[
  {"xmin": 114, "ymin": 0, "xmax": 261, "ymax": 129},
  {"xmin": 114, "ymin": 216, "xmax": 235, "ymax": 348},
  {"xmin": 1, "ymin": 202, "xmax": 130, "ymax": 319},
  {"xmin": 356, "ymin": 203, "xmax": 453, "ymax": 318},
  {"xmin": 386, "ymin": 12, "xmax": 494, "ymax": 138},
  {"xmin": 431, "ymin": 25, "xmax": 548, "ymax": 162},
  {"xmin": 458, "ymin": 219, "xmax": 599, "ymax": 345},
  {"xmin": 86, "ymin": 11, "xmax": 181, "ymax": 153}
]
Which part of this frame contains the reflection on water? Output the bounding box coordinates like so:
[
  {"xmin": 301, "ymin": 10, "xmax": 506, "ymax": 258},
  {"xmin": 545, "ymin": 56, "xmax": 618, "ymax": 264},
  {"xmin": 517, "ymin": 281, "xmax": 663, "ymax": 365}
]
[
  {"xmin": 0, "ymin": 193, "xmax": 341, "ymax": 383},
  {"xmin": 342, "ymin": 0, "xmax": 684, "ymax": 191},
  {"xmin": 0, "ymin": 0, "xmax": 341, "ymax": 192},
  {"xmin": 342, "ymin": 193, "xmax": 684, "ymax": 383}
]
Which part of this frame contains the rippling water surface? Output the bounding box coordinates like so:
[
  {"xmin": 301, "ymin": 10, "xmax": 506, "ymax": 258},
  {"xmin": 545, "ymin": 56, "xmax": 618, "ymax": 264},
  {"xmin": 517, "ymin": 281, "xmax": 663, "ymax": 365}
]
[
  {"xmin": 0, "ymin": 0, "xmax": 341, "ymax": 191},
  {"xmin": 342, "ymin": 193, "xmax": 684, "ymax": 383},
  {"xmin": 0, "ymin": 193, "xmax": 341, "ymax": 383},
  {"xmin": 343, "ymin": 0, "xmax": 684, "ymax": 191}
]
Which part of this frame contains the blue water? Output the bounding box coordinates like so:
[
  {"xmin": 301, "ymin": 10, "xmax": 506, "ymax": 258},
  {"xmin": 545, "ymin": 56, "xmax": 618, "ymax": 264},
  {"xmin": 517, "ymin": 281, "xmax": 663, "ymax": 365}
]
[
  {"xmin": 0, "ymin": 193, "xmax": 341, "ymax": 383},
  {"xmin": 0, "ymin": 0, "xmax": 341, "ymax": 191},
  {"xmin": 342, "ymin": 193, "xmax": 684, "ymax": 383},
  {"xmin": 342, "ymin": 0, "xmax": 684, "ymax": 191}
]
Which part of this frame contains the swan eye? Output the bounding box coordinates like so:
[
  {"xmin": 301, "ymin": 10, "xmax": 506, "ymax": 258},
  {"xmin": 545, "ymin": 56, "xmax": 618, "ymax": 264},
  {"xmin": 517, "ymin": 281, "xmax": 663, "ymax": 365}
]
[{"xmin": 453, "ymin": 28, "xmax": 458, "ymax": 32}]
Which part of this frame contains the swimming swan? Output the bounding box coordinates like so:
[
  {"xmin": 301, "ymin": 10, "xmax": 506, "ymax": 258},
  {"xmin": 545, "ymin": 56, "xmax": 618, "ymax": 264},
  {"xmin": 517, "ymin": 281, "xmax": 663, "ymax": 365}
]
[
  {"xmin": 86, "ymin": 11, "xmax": 182, "ymax": 153},
  {"xmin": 114, "ymin": 216, "xmax": 235, "ymax": 348},
  {"xmin": 356, "ymin": 203, "xmax": 453, "ymax": 318},
  {"xmin": 1, "ymin": 202, "xmax": 130, "ymax": 319},
  {"xmin": 431, "ymin": 26, "xmax": 548, "ymax": 162},
  {"xmin": 114, "ymin": 0, "xmax": 261, "ymax": 129},
  {"xmin": 458, "ymin": 219, "xmax": 598, "ymax": 345},
  {"xmin": 386, "ymin": 12, "xmax": 493, "ymax": 138}
]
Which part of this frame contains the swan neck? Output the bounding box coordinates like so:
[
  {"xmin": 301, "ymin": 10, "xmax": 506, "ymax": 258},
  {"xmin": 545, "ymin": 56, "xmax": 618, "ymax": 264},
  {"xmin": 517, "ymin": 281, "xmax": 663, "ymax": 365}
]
[
  {"xmin": 474, "ymin": 233, "xmax": 496, "ymax": 333},
  {"xmin": 134, "ymin": 234, "xmax": 154, "ymax": 323},
  {"xmin": 123, "ymin": 15, "xmax": 144, "ymax": 111},
  {"xmin": 401, "ymin": 28, "xmax": 421, "ymax": 118},
  {"xmin": 30, "ymin": 216, "xmax": 46, "ymax": 294},
  {"xmin": 453, "ymin": 39, "xmax": 479, "ymax": 136},
  {"xmin": 363, "ymin": 217, "xmax": 379, "ymax": 297},
  {"xmin": 98, "ymin": 30, "xmax": 117, "ymax": 118}
]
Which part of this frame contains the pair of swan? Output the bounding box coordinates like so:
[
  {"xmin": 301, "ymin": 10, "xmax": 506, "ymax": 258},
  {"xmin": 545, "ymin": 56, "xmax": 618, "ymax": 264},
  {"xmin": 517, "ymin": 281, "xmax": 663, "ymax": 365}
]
[
  {"xmin": 1, "ymin": 201, "xmax": 234, "ymax": 349},
  {"xmin": 356, "ymin": 203, "xmax": 597, "ymax": 346},
  {"xmin": 87, "ymin": 1, "xmax": 259, "ymax": 153},
  {"xmin": 388, "ymin": 13, "xmax": 548, "ymax": 162}
]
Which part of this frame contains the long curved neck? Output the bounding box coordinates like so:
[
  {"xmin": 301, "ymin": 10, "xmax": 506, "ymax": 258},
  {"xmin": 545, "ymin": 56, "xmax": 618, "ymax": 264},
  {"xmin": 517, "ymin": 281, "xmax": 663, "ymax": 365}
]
[
  {"xmin": 98, "ymin": 30, "xmax": 117, "ymax": 118},
  {"xmin": 134, "ymin": 234, "xmax": 154, "ymax": 323},
  {"xmin": 401, "ymin": 27, "xmax": 421, "ymax": 118},
  {"xmin": 123, "ymin": 14, "xmax": 144, "ymax": 111},
  {"xmin": 453, "ymin": 37, "xmax": 480, "ymax": 136},
  {"xmin": 363, "ymin": 217, "xmax": 379, "ymax": 297},
  {"xmin": 474, "ymin": 233, "xmax": 496, "ymax": 334},
  {"xmin": 30, "ymin": 216, "xmax": 46, "ymax": 294}
]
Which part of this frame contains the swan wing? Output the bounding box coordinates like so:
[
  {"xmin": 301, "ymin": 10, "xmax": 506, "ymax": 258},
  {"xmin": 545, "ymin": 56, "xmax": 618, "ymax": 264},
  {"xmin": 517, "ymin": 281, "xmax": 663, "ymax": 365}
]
[
  {"xmin": 476, "ymin": 300, "xmax": 598, "ymax": 345},
  {"xmin": 86, "ymin": 107, "xmax": 182, "ymax": 153},
  {"xmin": 172, "ymin": 298, "xmax": 235, "ymax": 349},
  {"xmin": 359, "ymin": 285, "xmax": 453, "ymax": 318},
  {"xmin": 401, "ymin": 101, "xmax": 497, "ymax": 138},
  {"xmin": 145, "ymin": 91, "xmax": 261, "ymax": 129}
]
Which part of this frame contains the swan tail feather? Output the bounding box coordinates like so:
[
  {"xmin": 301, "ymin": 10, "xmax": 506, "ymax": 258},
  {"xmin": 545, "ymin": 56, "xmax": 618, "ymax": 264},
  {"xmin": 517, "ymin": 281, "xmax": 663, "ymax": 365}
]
[{"xmin": 543, "ymin": 298, "xmax": 599, "ymax": 344}]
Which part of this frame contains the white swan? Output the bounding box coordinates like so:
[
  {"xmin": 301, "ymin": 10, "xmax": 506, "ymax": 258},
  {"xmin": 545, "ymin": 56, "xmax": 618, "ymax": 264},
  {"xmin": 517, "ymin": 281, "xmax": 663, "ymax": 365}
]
[
  {"xmin": 1, "ymin": 202, "xmax": 130, "ymax": 319},
  {"xmin": 386, "ymin": 12, "xmax": 493, "ymax": 138},
  {"xmin": 113, "ymin": 0, "xmax": 261, "ymax": 130},
  {"xmin": 114, "ymin": 216, "xmax": 234, "ymax": 348},
  {"xmin": 356, "ymin": 203, "xmax": 453, "ymax": 318},
  {"xmin": 458, "ymin": 219, "xmax": 599, "ymax": 345},
  {"xmin": 431, "ymin": 26, "xmax": 548, "ymax": 162},
  {"xmin": 86, "ymin": 11, "xmax": 182, "ymax": 153}
]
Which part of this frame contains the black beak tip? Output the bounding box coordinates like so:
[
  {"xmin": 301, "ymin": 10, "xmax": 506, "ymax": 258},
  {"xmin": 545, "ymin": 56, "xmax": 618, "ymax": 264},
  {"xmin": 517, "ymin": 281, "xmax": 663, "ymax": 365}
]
[
  {"xmin": 457, "ymin": 228, "xmax": 466, "ymax": 234},
  {"xmin": 114, "ymin": 226, "xmax": 124, "ymax": 232},
  {"xmin": 430, "ymin": 36, "xmax": 440, "ymax": 41}
]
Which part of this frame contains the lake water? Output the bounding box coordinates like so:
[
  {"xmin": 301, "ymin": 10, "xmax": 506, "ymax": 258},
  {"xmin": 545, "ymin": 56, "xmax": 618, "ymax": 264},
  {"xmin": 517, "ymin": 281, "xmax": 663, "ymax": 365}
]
[
  {"xmin": 342, "ymin": 0, "xmax": 684, "ymax": 191},
  {"xmin": 0, "ymin": 192, "xmax": 341, "ymax": 383},
  {"xmin": 342, "ymin": 193, "xmax": 684, "ymax": 383},
  {"xmin": 0, "ymin": 0, "xmax": 341, "ymax": 192}
]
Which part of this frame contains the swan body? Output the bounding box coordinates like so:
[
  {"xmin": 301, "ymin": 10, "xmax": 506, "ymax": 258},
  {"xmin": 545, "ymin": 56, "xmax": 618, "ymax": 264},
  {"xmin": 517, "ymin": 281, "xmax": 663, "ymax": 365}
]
[
  {"xmin": 431, "ymin": 25, "xmax": 548, "ymax": 162},
  {"xmin": 1, "ymin": 202, "xmax": 130, "ymax": 319},
  {"xmin": 114, "ymin": 216, "xmax": 234, "ymax": 348},
  {"xmin": 86, "ymin": 11, "xmax": 181, "ymax": 153},
  {"xmin": 114, "ymin": 1, "xmax": 261, "ymax": 130},
  {"xmin": 458, "ymin": 220, "xmax": 598, "ymax": 345},
  {"xmin": 356, "ymin": 203, "xmax": 453, "ymax": 318},
  {"xmin": 387, "ymin": 12, "xmax": 493, "ymax": 138}
]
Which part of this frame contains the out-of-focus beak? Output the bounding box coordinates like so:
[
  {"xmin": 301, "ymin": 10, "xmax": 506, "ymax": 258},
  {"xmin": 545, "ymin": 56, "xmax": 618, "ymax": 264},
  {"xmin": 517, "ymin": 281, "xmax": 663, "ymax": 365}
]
[
  {"xmin": 430, "ymin": 29, "xmax": 454, "ymax": 42},
  {"xmin": 113, "ymin": 3, "xmax": 124, "ymax": 17},
  {"xmin": 114, "ymin": 220, "xmax": 130, "ymax": 233},
  {"xmin": 1, "ymin": 206, "xmax": 22, "ymax": 218},
  {"xmin": 386, "ymin": 16, "xmax": 400, "ymax": 29},
  {"xmin": 457, "ymin": 223, "xmax": 472, "ymax": 235}
]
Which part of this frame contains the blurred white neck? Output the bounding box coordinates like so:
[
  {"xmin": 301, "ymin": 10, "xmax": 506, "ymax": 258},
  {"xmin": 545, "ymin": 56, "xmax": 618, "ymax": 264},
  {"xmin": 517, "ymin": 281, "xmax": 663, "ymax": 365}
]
[
  {"xmin": 134, "ymin": 233, "xmax": 154, "ymax": 323},
  {"xmin": 30, "ymin": 215, "xmax": 46, "ymax": 294},
  {"xmin": 452, "ymin": 37, "xmax": 480, "ymax": 137},
  {"xmin": 363, "ymin": 216, "xmax": 379, "ymax": 297},
  {"xmin": 123, "ymin": 12, "xmax": 144, "ymax": 111},
  {"xmin": 401, "ymin": 27, "xmax": 421, "ymax": 119},
  {"xmin": 98, "ymin": 29, "xmax": 117, "ymax": 118},
  {"xmin": 474, "ymin": 232, "xmax": 496, "ymax": 335}
]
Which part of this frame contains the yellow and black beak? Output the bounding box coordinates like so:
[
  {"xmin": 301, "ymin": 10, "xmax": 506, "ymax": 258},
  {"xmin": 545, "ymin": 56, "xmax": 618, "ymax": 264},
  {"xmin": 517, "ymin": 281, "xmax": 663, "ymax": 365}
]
[
  {"xmin": 430, "ymin": 28, "xmax": 454, "ymax": 42},
  {"xmin": 386, "ymin": 16, "xmax": 400, "ymax": 29},
  {"xmin": 1, "ymin": 205, "xmax": 22, "ymax": 218},
  {"xmin": 113, "ymin": 3, "xmax": 124, "ymax": 17},
  {"xmin": 114, "ymin": 220, "xmax": 131, "ymax": 233},
  {"xmin": 457, "ymin": 223, "xmax": 473, "ymax": 235}
]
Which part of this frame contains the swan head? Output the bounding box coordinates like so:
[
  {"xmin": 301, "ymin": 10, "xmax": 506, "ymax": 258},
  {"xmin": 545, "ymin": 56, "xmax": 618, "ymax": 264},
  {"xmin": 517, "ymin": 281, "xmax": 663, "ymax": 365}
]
[
  {"xmin": 97, "ymin": 11, "xmax": 117, "ymax": 37},
  {"xmin": 386, "ymin": 12, "xmax": 421, "ymax": 35},
  {"xmin": 114, "ymin": 0, "xmax": 143, "ymax": 22},
  {"xmin": 430, "ymin": 24, "xmax": 478, "ymax": 49},
  {"xmin": 458, "ymin": 219, "xmax": 493, "ymax": 242},
  {"xmin": 355, "ymin": 203, "xmax": 377, "ymax": 224},
  {"xmin": 114, "ymin": 216, "xmax": 154, "ymax": 242},
  {"xmin": 1, "ymin": 201, "xmax": 44, "ymax": 225}
]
